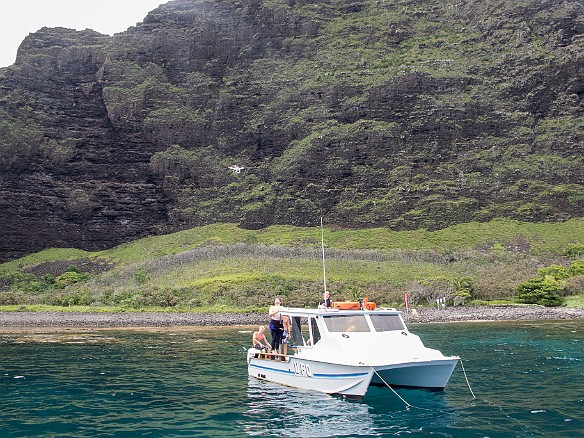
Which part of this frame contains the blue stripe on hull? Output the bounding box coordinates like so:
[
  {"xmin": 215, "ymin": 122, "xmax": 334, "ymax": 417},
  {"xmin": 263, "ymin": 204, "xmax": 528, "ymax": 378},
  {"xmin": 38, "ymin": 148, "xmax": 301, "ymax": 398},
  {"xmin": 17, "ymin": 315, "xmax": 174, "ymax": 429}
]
[
  {"xmin": 313, "ymin": 372, "xmax": 369, "ymax": 378},
  {"xmin": 249, "ymin": 363, "xmax": 295, "ymax": 375},
  {"xmin": 249, "ymin": 363, "xmax": 368, "ymax": 379}
]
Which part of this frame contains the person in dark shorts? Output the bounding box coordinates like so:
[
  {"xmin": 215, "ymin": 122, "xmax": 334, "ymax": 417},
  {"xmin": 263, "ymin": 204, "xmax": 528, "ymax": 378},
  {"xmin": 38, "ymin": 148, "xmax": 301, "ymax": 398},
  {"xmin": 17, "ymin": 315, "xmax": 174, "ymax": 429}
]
[{"xmin": 268, "ymin": 297, "xmax": 283, "ymax": 353}]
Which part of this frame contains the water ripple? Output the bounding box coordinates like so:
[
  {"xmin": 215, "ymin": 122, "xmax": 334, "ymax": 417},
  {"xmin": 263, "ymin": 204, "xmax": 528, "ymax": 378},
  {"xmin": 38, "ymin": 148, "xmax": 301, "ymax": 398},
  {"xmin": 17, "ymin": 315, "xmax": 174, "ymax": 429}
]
[{"xmin": 0, "ymin": 323, "xmax": 583, "ymax": 437}]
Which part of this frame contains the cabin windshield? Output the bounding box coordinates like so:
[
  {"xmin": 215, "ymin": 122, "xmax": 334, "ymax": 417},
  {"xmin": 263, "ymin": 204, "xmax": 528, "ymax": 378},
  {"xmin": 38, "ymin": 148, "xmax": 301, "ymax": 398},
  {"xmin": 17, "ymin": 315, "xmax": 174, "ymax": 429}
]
[
  {"xmin": 323, "ymin": 315, "xmax": 370, "ymax": 332},
  {"xmin": 369, "ymin": 314, "xmax": 405, "ymax": 331}
]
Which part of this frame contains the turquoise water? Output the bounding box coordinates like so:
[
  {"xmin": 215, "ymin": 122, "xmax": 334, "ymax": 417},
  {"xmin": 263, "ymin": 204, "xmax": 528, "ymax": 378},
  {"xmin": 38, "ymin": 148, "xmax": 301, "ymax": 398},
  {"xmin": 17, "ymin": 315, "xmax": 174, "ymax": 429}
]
[{"xmin": 1, "ymin": 321, "xmax": 582, "ymax": 437}]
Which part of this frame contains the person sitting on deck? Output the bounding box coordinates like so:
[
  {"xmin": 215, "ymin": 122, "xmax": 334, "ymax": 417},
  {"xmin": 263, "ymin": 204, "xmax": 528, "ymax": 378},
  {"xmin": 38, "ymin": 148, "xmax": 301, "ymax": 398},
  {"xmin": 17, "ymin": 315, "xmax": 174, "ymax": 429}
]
[{"xmin": 252, "ymin": 326, "xmax": 271, "ymax": 351}]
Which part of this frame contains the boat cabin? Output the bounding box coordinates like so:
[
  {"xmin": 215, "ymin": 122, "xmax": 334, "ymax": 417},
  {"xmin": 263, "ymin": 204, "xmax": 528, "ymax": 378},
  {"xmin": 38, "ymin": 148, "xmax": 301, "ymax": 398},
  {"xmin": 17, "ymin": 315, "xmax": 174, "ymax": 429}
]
[
  {"xmin": 288, "ymin": 308, "xmax": 405, "ymax": 346},
  {"xmin": 279, "ymin": 307, "xmax": 415, "ymax": 363}
]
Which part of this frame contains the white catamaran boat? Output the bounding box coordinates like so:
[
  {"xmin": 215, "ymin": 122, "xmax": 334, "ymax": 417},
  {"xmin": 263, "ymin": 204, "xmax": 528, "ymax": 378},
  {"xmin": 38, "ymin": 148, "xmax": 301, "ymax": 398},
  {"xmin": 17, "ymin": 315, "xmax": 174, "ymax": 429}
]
[{"xmin": 247, "ymin": 306, "xmax": 459, "ymax": 399}]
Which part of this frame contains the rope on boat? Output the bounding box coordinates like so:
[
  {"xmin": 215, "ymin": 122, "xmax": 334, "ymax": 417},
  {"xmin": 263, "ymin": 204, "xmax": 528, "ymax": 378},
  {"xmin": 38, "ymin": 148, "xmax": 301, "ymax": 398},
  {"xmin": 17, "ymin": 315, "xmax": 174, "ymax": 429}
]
[
  {"xmin": 369, "ymin": 367, "xmax": 412, "ymax": 410},
  {"xmin": 459, "ymin": 359, "xmax": 476, "ymax": 399}
]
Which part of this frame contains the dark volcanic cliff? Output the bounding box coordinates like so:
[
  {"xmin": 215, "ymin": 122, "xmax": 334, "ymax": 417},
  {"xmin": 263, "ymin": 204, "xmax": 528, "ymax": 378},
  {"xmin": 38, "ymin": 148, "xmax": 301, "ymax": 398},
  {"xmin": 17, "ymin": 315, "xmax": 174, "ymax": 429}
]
[{"xmin": 1, "ymin": 0, "xmax": 583, "ymax": 261}]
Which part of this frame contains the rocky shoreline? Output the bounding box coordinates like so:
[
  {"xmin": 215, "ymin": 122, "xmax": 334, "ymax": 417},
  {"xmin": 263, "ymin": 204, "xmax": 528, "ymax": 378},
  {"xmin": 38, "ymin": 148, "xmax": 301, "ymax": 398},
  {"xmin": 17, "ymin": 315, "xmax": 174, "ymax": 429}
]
[{"xmin": 0, "ymin": 306, "xmax": 582, "ymax": 330}]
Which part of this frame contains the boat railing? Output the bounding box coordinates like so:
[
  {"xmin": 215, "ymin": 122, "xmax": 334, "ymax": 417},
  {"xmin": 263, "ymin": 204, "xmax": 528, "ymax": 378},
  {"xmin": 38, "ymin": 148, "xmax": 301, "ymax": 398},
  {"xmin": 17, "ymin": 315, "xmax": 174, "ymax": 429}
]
[{"xmin": 255, "ymin": 351, "xmax": 290, "ymax": 362}]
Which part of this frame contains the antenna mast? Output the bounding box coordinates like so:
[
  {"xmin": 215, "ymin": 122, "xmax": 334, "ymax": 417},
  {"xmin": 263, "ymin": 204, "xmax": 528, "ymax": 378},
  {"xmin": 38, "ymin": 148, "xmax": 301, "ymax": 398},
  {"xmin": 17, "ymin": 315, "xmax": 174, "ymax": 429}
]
[{"xmin": 320, "ymin": 216, "xmax": 327, "ymax": 297}]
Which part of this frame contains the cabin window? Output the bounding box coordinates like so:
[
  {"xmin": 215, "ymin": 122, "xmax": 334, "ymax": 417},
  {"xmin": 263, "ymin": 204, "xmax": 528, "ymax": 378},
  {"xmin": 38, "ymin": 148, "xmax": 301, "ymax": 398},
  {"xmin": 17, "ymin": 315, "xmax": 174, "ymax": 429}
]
[
  {"xmin": 323, "ymin": 315, "xmax": 370, "ymax": 332},
  {"xmin": 291, "ymin": 316, "xmax": 304, "ymax": 346},
  {"xmin": 310, "ymin": 317, "xmax": 321, "ymax": 345},
  {"xmin": 370, "ymin": 314, "xmax": 405, "ymax": 331},
  {"xmin": 291, "ymin": 316, "xmax": 315, "ymax": 347}
]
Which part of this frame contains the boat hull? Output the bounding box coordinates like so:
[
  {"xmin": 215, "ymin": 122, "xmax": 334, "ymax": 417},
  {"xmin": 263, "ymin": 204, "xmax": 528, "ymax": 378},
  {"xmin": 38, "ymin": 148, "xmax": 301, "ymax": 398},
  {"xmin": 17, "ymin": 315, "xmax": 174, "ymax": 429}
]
[
  {"xmin": 371, "ymin": 358, "xmax": 459, "ymax": 390},
  {"xmin": 248, "ymin": 354, "xmax": 373, "ymax": 399}
]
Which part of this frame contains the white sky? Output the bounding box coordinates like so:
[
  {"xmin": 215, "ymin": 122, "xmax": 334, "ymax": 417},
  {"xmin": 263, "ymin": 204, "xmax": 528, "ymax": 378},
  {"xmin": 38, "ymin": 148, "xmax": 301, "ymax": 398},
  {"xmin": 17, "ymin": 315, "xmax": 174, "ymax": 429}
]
[{"xmin": 0, "ymin": 0, "xmax": 168, "ymax": 67}]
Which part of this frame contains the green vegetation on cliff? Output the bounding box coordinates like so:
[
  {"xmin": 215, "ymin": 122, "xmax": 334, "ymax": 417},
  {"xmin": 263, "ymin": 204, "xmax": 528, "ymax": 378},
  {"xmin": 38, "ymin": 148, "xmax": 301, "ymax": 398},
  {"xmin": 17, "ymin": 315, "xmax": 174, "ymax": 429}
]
[{"xmin": 1, "ymin": 0, "xmax": 583, "ymax": 261}]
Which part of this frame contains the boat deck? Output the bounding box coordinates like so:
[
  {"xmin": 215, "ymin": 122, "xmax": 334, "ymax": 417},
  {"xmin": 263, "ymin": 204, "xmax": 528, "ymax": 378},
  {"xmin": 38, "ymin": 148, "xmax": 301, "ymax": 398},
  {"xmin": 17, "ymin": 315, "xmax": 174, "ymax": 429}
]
[{"xmin": 254, "ymin": 352, "xmax": 291, "ymax": 362}]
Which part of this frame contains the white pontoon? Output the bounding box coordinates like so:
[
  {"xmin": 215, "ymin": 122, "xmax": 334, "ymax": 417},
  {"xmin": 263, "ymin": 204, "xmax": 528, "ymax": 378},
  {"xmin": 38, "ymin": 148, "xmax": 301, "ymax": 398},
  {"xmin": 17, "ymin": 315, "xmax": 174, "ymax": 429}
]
[{"xmin": 247, "ymin": 307, "xmax": 459, "ymax": 399}]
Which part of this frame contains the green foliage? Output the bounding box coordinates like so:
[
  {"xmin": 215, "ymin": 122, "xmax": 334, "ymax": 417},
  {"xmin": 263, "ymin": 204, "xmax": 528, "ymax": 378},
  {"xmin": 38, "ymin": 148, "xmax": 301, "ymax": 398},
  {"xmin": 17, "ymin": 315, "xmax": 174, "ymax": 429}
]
[
  {"xmin": 490, "ymin": 243, "xmax": 506, "ymax": 253},
  {"xmin": 347, "ymin": 286, "xmax": 362, "ymax": 301},
  {"xmin": 103, "ymin": 287, "xmax": 182, "ymax": 308},
  {"xmin": 451, "ymin": 276, "xmax": 474, "ymax": 298},
  {"xmin": 0, "ymin": 271, "xmax": 42, "ymax": 293},
  {"xmin": 52, "ymin": 266, "xmax": 90, "ymax": 289},
  {"xmin": 515, "ymin": 256, "xmax": 584, "ymax": 304},
  {"xmin": 537, "ymin": 264, "xmax": 571, "ymax": 280},
  {"xmin": 0, "ymin": 248, "xmax": 93, "ymax": 274},
  {"xmin": 1, "ymin": 220, "xmax": 583, "ymax": 308},
  {"xmin": 133, "ymin": 269, "xmax": 150, "ymax": 285},
  {"xmin": 564, "ymin": 244, "xmax": 584, "ymax": 258},
  {"xmin": 42, "ymin": 274, "xmax": 56, "ymax": 286},
  {"xmin": 0, "ymin": 291, "xmax": 26, "ymax": 306},
  {"xmin": 54, "ymin": 271, "xmax": 85, "ymax": 288},
  {"xmin": 49, "ymin": 290, "xmax": 93, "ymax": 307},
  {"xmin": 0, "ymin": 264, "xmax": 90, "ymax": 299},
  {"xmin": 569, "ymin": 260, "xmax": 584, "ymax": 277},
  {"xmin": 515, "ymin": 276, "xmax": 565, "ymax": 307}
]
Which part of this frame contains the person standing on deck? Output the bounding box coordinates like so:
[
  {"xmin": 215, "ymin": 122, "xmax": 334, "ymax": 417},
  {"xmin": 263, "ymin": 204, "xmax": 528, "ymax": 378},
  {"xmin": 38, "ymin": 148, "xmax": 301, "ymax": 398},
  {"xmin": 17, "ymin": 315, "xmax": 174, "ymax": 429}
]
[
  {"xmin": 323, "ymin": 290, "xmax": 332, "ymax": 308},
  {"xmin": 281, "ymin": 315, "xmax": 291, "ymax": 355},
  {"xmin": 268, "ymin": 297, "xmax": 284, "ymax": 353},
  {"xmin": 319, "ymin": 290, "xmax": 332, "ymax": 308}
]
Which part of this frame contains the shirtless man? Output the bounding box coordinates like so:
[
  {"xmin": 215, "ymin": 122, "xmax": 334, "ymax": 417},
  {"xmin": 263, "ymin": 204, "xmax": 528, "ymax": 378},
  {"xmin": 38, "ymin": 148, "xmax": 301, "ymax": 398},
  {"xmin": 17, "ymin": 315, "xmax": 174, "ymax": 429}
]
[
  {"xmin": 252, "ymin": 326, "xmax": 271, "ymax": 351},
  {"xmin": 268, "ymin": 297, "xmax": 283, "ymax": 353}
]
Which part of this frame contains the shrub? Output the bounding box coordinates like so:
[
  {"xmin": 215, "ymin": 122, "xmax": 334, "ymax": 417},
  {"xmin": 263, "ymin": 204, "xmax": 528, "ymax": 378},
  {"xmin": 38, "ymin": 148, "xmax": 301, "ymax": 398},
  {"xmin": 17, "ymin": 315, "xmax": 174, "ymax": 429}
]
[
  {"xmin": 0, "ymin": 291, "xmax": 22, "ymax": 305},
  {"xmin": 140, "ymin": 288, "xmax": 181, "ymax": 307},
  {"xmin": 54, "ymin": 271, "xmax": 87, "ymax": 288},
  {"xmin": 568, "ymin": 260, "xmax": 584, "ymax": 276},
  {"xmin": 563, "ymin": 243, "xmax": 584, "ymax": 258},
  {"xmin": 0, "ymin": 271, "xmax": 42, "ymax": 292},
  {"xmin": 451, "ymin": 276, "xmax": 474, "ymax": 303},
  {"xmin": 537, "ymin": 264, "xmax": 571, "ymax": 280},
  {"xmin": 564, "ymin": 275, "xmax": 584, "ymax": 296},
  {"xmin": 515, "ymin": 275, "xmax": 565, "ymax": 306},
  {"xmin": 405, "ymin": 276, "xmax": 474, "ymax": 306},
  {"xmin": 406, "ymin": 278, "xmax": 454, "ymax": 306},
  {"xmin": 133, "ymin": 269, "xmax": 150, "ymax": 285},
  {"xmin": 472, "ymin": 261, "xmax": 533, "ymax": 300},
  {"xmin": 102, "ymin": 289, "xmax": 136, "ymax": 306},
  {"xmin": 42, "ymin": 274, "xmax": 56, "ymax": 286},
  {"xmin": 48, "ymin": 290, "xmax": 93, "ymax": 306}
]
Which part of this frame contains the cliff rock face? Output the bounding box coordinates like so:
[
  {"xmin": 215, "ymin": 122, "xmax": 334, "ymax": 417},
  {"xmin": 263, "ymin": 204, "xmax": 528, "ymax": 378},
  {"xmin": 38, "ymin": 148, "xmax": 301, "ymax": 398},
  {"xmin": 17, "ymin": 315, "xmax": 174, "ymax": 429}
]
[
  {"xmin": 0, "ymin": 27, "xmax": 168, "ymax": 261},
  {"xmin": 1, "ymin": 0, "xmax": 583, "ymax": 260}
]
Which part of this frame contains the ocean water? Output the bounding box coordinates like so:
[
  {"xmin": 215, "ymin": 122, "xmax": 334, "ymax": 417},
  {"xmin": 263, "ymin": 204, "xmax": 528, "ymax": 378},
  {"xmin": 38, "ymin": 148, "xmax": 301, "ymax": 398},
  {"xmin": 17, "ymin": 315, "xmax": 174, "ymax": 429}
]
[{"xmin": 0, "ymin": 320, "xmax": 582, "ymax": 437}]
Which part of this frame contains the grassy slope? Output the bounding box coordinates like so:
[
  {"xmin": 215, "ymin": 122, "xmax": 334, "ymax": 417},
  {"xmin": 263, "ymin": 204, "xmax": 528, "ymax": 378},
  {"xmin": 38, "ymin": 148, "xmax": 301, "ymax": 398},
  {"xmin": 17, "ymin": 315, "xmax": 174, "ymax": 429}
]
[{"xmin": 1, "ymin": 218, "xmax": 582, "ymax": 310}]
